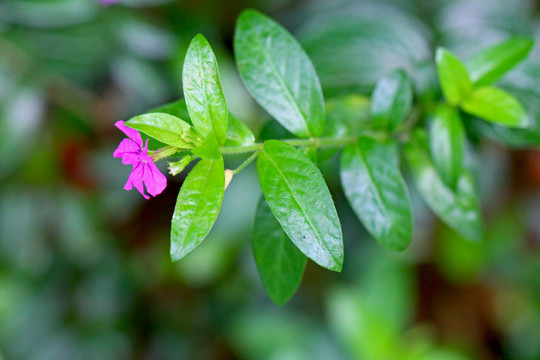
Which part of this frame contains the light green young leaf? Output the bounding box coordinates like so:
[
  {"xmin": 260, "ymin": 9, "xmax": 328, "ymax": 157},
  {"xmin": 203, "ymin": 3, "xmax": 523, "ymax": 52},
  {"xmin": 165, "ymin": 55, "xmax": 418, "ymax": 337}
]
[
  {"xmin": 225, "ymin": 113, "xmax": 256, "ymax": 147},
  {"xmin": 404, "ymin": 130, "xmax": 483, "ymax": 242},
  {"xmin": 170, "ymin": 158, "xmax": 225, "ymax": 261},
  {"xmin": 435, "ymin": 48, "xmax": 472, "ymax": 105},
  {"xmin": 340, "ymin": 137, "xmax": 413, "ymax": 251},
  {"xmin": 461, "ymin": 86, "xmax": 528, "ymax": 127},
  {"xmin": 429, "ymin": 105, "xmax": 466, "ymax": 189},
  {"xmin": 234, "ymin": 9, "xmax": 325, "ymax": 138},
  {"xmin": 126, "ymin": 112, "xmax": 201, "ymax": 148},
  {"xmin": 183, "ymin": 34, "xmax": 228, "ymax": 145},
  {"xmin": 252, "ymin": 197, "xmax": 307, "ymax": 305},
  {"xmin": 370, "ymin": 70, "xmax": 413, "ymax": 132},
  {"xmin": 257, "ymin": 140, "xmax": 343, "ymax": 271},
  {"xmin": 466, "ymin": 37, "xmax": 534, "ymax": 86}
]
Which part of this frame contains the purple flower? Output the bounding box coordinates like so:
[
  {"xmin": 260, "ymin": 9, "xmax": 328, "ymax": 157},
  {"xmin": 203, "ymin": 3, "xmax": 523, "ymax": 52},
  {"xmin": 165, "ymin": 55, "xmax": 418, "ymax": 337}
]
[{"xmin": 113, "ymin": 121, "xmax": 167, "ymax": 199}]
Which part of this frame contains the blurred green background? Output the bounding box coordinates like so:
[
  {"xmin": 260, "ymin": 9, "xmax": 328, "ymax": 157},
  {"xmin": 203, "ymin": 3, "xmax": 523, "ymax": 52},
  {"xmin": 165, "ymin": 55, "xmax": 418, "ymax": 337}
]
[{"xmin": 1, "ymin": 0, "xmax": 540, "ymax": 359}]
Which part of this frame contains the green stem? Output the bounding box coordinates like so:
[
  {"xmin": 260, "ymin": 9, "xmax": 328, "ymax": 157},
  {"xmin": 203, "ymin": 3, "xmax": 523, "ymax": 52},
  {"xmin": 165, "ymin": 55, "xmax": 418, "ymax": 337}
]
[
  {"xmin": 232, "ymin": 150, "xmax": 260, "ymax": 174},
  {"xmin": 219, "ymin": 135, "xmax": 367, "ymax": 156}
]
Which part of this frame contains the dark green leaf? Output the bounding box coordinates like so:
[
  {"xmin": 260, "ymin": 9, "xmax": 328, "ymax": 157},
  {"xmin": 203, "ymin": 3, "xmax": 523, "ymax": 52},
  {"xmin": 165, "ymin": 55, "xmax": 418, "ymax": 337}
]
[
  {"xmin": 340, "ymin": 137, "xmax": 413, "ymax": 251},
  {"xmin": 170, "ymin": 158, "xmax": 225, "ymax": 261},
  {"xmin": 183, "ymin": 34, "xmax": 228, "ymax": 145},
  {"xmin": 299, "ymin": 4, "xmax": 430, "ymax": 96},
  {"xmin": 319, "ymin": 94, "xmax": 370, "ymax": 161},
  {"xmin": 325, "ymin": 95, "xmax": 371, "ymax": 137},
  {"xmin": 466, "ymin": 37, "xmax": 534, "ymax": 86},
  {"xmin": 225, "ymin": 113, "xmax": 256, "ymax": 147},
  {"xmin": 370, "ymin": 70, "xmax": 412, "ymax": 132},
  {"xmin": 429, "ymin": 105, "xmax": 465, "ymax": 189},
  {"xmin": 461, "ymin": 86, "xmax": 528, "ymax": 127},
  {"xmin": 435, "ymin": 48, "xmax": 472, "ymax": 105},
  {"xmin": 252, "ymin": 197, "xmax": 307, "ymax": 305},
  {"xmin": 234, "ymin": 10, "xmax": 325, "ymax": 138},
  {"xmin": 126, "ymin": 112, "xmax": 201, "ymax": 148},
  {"xmin": 257, "ymin": 140, "xmax": 343, "ymax": 271},
  {"xmin": 404, "ymin": 130, "xmax": 483, "ymax": 242}
]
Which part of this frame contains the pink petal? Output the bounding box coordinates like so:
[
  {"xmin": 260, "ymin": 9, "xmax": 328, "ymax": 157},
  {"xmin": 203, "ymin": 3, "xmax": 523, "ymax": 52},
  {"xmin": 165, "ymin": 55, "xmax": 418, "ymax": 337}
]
[
  {"xmin": 113, "ymin": 138, "xmax": 141, "ymax": 165},
  {"xmin": 142, "ymin": 158, "xmax": 167, "ymax": 197},
  {"xmin": 123, "ymin": 163, "xmax": 150, "ymax": 199},
  {"xmin": 115, "ymin": 120, "xmax": 143, "ymax": 148}
]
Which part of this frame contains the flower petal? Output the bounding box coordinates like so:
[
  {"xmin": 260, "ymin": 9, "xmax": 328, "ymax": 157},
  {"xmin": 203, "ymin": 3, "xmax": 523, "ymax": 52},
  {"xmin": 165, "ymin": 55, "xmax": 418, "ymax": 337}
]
[
  {"xmin": 115, "ymin": 120, "xmax": 143, "ymax": 147},
  {"xmin": 113, "ymin": 138, "xmax": 141, "ymax": 165},
  {"xmin": 123, "ymin": 163, "xmax": 150, "ymax": 199},
  {"xmin": 142, "ymin": 158, "xmax": 167, "ymax": 197}
]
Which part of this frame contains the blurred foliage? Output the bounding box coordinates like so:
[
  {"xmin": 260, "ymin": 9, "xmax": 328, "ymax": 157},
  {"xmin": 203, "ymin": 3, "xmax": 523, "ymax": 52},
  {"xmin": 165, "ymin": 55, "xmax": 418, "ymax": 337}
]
[{"xmin": 0, "ymin": 0, "xmax": 539, "ymax": 359}]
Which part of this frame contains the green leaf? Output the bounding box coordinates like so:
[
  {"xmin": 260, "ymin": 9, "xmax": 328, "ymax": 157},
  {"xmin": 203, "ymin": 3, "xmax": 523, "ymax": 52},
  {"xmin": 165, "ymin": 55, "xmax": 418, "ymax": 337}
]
[
  {"xmin": 183, "ymin": 34, "xmax": 228, "ymax": 145},
  {"xmin": 170, "ymin": 158, "xmax": 225, "ymax": 261},
  {"xmin": 435, "ymin": 48, "xmax": 472, "ymax": 105},
  {"xmin": 429, "ymin": 105, "xmax": 466, "ymax": 189},
  {"xmin": 325, "ymin": 95, "xmax": 371, "ymax": 137},
  {"xmin": 126, "ymin": 112, "xmax": 201, "ymax": 148},
  {"xmin": 466, "ymin": 37, "xmax": 534, "ymax": 86},
  {"xmin": 234, "ymin": 9, "xmax": 325, "ymax": 138},
  {"xmin": 225, "ymin": 113, "xmax": 256, "ymax": 146},
  {"xmin": 461, "ymin": 86, "xmax": 528, "ymax": 127},
  {"xmin": 319, "ymin": 94, "xmax": 370, "ymax": 161},
  {"xmin": 340, "ymin": 137, "xmax": 413, "ymax": 251},
  {"xmin": 191, "ymin": 134, "xmax": 221, "ymax": 160},
  {"xmin": 370, "ymin": 70, "xmax": 413, "ymax": 132},
  {"xmin": 150, "ymin": 99, "xmax": 256, "ymax": 147},
  {"xmin": 257, "ymin": 140, "xmax": 343, "ymax": 271},
  {"xmin": 252, "ymin": 197, "xmax": 307, "ymax": 305},
  {"xmin": 404, "ymin": 130, "xmax": 483, "ymax": 242}
]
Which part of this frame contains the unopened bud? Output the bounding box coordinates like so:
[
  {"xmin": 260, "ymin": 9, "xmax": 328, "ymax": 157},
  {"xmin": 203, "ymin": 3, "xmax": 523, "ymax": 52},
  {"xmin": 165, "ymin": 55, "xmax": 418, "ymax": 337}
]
[
  {"xmin": 224, "ymin": 169, "xmax": 234, "ymax": 190},
  {"xmin": 168, "ymin": 155, "xmax": 194, "ymax": 176}
]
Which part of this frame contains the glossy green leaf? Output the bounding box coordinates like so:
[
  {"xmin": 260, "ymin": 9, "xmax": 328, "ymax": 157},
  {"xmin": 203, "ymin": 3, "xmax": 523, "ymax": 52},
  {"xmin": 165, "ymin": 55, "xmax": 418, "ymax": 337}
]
[
  {"xmin": 404, "ymin": 130, "xmax": 483, "ymax": 242},
  {"xmin": 234, "ymin": 10, "xmax": 325, "ymax": 138},
  {"xmin": 370, "ymin": 70, "xmax": 412, "ymax": 132},
  {"xmin": 225, "ymin": 114, "xmax": 256, "ymax": 147},
  {"xmin": 466, "ymin": 37, "xmax": 534, "ymax": 86},
  {"xmin": 191, "ymin": 134, "xmax": 221, "ymax": 160},
  {"xmin": 150, "ymin": 99, "xmax": 255, "ymax": 147},
  {"xmin": 126, "ymin": 112, "xmax": 201, "ymax": 148},
  {"xmin": 435, "ymin": 48, "xmax": 472, "ymax": 105},
  {"xmin": 257, "ymin": 140, "xmax": 343, "ymax": 271},
  {"xmin": 429, "ymin": 105, "xmax": 466, "ymax": 189},
  {"xmin": 170, "ymin": 158, "xmax": 225, "ymax": 261},
  {"xmin": 252, "ymin": 197, "xmax": 307, "ymax": 305},
  {"xmin": 340, "ymin": 137, "xmax": 413, "ymax": 251},
  {"xmin": 183, "ymin": 34, "xmax": 228, "ymax": 145},
  {"xmin": 461, "ymin": 86, "xmax": 528, "ymax": 127}
]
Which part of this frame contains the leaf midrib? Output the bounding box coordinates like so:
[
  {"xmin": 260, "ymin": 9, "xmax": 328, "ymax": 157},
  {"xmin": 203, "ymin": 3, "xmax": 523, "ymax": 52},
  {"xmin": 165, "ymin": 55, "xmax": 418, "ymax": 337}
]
[
  {"xmin": 173, "ymin": 160, "xmax": 215, "ymax": 258},
  {"xmin": 262, "ymin": 148, "xmax": 339, "ymax": 267},
  {"xmin": 352, "ymin": 143, "xmax": 391, "ymax": 226},
  {"xmin": 254, "ymin": 33, "xmax": 311, "ymax": 137}
]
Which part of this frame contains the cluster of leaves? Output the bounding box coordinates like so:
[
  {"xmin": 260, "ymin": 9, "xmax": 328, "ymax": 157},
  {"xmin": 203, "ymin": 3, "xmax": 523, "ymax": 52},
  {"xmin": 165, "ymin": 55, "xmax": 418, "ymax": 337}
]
[{"xmin": 121, "ymin": 9, "xmax": 535, "ymax": 304}]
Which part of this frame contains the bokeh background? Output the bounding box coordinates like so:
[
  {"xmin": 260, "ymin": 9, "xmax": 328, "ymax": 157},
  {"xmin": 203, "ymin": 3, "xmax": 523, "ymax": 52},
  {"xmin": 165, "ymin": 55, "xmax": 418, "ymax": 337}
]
[{"xmin": 1, "ymin": 0, "xmax": 540, "ymax": 359}]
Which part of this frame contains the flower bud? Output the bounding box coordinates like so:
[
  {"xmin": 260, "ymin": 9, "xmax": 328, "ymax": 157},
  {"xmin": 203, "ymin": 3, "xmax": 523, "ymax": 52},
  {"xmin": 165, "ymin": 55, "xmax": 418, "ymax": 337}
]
[
  {"xmin": 168, "ymin": 155, "xmax": 194, "ymax": 176},
  {"xmin": 224, "ymin": 169, "xmax": 234, "ymax": 190}
]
